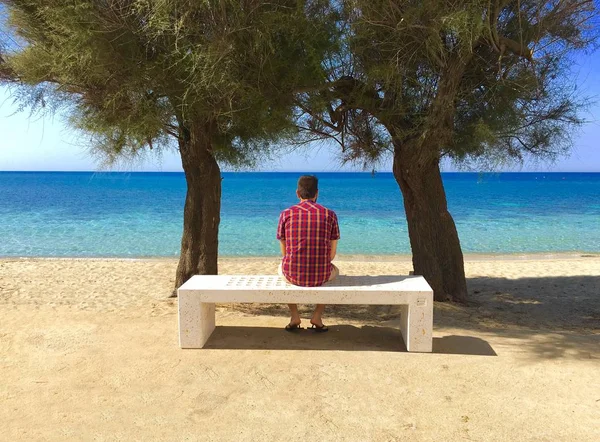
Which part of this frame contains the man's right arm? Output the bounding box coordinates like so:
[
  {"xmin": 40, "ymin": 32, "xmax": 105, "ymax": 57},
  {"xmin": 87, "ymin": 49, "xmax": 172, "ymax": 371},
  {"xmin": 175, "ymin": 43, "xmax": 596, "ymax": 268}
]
[
  {"xmin": 279, "ymin": 240, "xmax": 286, "ymax": 257},
  {"xmin": 330, "ymin": 211, "xmax": 340, "ymax": 261},
  {"xmin": 330, "ymin": 240, "xmax": 338, "ymax": 261}
]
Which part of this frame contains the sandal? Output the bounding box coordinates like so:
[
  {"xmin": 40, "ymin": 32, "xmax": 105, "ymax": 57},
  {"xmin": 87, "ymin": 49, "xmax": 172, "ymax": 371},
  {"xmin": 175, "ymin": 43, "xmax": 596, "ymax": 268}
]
[
  {"xmin": 309, "ymin": 323, "xmax": 329, "ymax": 333},
  {"xmin": 284, "ymin": 323, "xmax": 303, "ymax": 332}
]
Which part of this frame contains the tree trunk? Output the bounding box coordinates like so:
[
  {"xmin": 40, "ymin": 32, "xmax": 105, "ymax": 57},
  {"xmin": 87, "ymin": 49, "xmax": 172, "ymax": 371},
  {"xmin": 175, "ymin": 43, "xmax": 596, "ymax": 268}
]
[
  {"xmin": 174, "ymin": 124, "xmax": 221, "ymax": 291},
  {"xmin": 392, "ymin": 146, "xmax": 468, "ymax": 303}
]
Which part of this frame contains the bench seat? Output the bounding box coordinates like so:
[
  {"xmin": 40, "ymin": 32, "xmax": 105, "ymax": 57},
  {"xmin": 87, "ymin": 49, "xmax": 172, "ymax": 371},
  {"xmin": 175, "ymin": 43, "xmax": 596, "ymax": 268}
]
[{"xmin": 178, "ymin": 274, "xmax": 433, "ymax": 352}]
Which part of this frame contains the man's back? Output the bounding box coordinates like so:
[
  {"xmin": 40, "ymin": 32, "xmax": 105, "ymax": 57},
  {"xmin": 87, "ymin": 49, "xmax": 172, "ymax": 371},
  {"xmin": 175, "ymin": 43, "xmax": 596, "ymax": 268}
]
[{"xmin": 277, "ymin": 200, "xmax": 340, "ymax": 287}]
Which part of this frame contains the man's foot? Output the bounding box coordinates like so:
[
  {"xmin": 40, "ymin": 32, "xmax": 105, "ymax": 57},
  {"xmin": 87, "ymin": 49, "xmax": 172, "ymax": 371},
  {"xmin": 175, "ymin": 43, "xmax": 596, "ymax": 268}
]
[
  {"xmin": 284, "ymin": 321, "xmax": 303, "ymax": 332},
  {"xmin": 310, "ymin": 318, "xmax": 325, "ymax": 327},
  {"xmin": 309, "ymin": 323, "xmax": 329, "ymax": 333}
]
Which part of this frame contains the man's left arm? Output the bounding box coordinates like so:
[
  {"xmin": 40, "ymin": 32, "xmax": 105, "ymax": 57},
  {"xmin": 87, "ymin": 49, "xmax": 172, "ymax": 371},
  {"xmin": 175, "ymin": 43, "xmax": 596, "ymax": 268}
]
[{"xmin": 277, "ymin": 212, "xmax": 287, "ymax": 257}]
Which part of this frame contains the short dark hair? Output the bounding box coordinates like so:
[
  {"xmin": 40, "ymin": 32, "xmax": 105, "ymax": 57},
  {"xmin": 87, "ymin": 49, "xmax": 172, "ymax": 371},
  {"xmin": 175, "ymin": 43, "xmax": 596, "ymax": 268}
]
[{"xmin": 297, "ymin": 175, "xmax": 318, "ymax": 199}]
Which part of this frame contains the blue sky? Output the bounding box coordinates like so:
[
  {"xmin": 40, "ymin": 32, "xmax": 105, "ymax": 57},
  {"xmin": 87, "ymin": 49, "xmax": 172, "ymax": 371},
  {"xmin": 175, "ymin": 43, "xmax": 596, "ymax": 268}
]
[{"xmin": 0, "ymin": 53, "xmax": 599, "ymax": 172}]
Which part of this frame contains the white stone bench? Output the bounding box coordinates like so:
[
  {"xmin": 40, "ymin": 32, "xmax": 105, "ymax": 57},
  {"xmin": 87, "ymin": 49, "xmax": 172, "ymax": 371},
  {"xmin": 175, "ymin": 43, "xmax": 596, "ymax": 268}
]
[{"xmin": 178, "ymin": 274, "xmax": 433, "ymax": 352}]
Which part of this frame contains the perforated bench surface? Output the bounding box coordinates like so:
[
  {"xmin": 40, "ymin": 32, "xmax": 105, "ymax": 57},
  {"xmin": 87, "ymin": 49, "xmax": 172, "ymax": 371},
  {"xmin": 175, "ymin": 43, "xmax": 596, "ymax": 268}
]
[{"xmin": 178, "ymin": 274, "xmax": 432, "ymax": 304}]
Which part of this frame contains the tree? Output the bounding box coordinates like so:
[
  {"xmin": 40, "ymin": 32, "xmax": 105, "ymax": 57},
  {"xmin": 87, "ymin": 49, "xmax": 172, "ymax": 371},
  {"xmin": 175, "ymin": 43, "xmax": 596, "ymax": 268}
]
[
  {"xmin": 0, "ymin": 0, "xmax": 333, "ymax": 289},
  {"xmin": 297, "ymin": 0, "xmax": 597, "ymax": 301}
]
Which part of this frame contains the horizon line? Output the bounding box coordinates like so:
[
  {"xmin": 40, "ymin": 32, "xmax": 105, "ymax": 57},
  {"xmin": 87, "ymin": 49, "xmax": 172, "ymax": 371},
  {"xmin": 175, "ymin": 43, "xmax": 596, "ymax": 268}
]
[{"xmin": 2, "ymin": 170, "xmax": 600, "ymax": 174}]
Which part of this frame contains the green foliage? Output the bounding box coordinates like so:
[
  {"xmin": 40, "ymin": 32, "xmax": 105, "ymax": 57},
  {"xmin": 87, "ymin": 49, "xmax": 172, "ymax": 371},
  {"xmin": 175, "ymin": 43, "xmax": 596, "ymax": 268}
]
[
  {"xmin": 2, "ymin": 1, "xmax": 596, "ymax": 170},
  {"xmin": 0, "ymin": 0, "xmax": 335, "ymax": 166},
  {"xmin": 300, "ymin": 0, "xmax": 597, "ymax": 169}
]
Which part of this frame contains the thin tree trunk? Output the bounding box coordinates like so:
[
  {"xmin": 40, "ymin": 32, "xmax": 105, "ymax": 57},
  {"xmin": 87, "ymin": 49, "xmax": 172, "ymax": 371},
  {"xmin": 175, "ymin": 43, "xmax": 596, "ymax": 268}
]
[
  {"xmin": 174, "ymin": 123, "xmax": 221, "ymax": 291},
  {"xmin": 392, "ymin": 146, "xmax": 468, "ymax": 302}
]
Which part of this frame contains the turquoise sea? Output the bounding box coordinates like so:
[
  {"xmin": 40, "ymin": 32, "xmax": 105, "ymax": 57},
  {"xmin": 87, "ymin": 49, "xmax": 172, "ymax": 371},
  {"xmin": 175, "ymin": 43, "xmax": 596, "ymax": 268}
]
[{"xmin": 0, "ymin": 171, "xmax": 599, "ymax": 257}]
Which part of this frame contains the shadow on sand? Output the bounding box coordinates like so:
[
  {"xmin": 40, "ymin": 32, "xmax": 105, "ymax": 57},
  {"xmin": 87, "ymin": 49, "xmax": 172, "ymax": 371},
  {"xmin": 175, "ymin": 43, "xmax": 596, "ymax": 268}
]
[
  {"xmin": 199, "ymin": 325, "xmax": 497, "ymax": 355},
  {"xmin": 219, "ymin": 274, "xmax": 600, "ymax": 360},
  {"xmin": 321, "ymin": 275, "xmax": 414, "ymax": 287},
  {"xmin": 230, "ymin": 275, "xmax": 600, "ymax": 329}
]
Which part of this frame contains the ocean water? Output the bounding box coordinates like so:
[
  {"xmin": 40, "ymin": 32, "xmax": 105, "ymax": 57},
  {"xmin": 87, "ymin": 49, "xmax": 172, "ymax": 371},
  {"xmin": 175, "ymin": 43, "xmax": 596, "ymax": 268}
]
[{"xmin": 0, "ymin": 171, "xmax": 599, "ymax": 257}]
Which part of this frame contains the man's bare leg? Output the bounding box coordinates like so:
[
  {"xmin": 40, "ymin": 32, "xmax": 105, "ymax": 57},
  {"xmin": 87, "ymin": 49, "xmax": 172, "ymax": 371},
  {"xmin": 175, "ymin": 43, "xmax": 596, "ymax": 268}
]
[
  {"xmin": 288, "ymin": 304, "xmax": 301, "ymax": 327},
  {"xmin": 310, "ymin": 304, "xmax": 326, "ymax": 327}
]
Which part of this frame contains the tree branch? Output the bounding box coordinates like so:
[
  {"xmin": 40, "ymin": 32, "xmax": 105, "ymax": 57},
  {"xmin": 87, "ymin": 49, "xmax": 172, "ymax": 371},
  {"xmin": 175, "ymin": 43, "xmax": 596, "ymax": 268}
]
[{"xmin": 499, "ymin": 36, "xmax": 533, "ymax": 61}]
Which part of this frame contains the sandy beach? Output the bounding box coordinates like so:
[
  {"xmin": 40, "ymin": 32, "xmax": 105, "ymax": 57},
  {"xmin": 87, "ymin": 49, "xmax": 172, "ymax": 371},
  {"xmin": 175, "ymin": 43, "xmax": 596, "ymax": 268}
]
[{"xmin": 1, "ymin": 255, "xmax": 599, "ymax": 441}]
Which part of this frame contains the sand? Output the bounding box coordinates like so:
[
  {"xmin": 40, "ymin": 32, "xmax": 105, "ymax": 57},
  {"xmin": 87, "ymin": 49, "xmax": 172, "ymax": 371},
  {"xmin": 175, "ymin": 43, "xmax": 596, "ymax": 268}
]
[{"xmin": 1, "ymin": 255, "xmax": 599, "ymax": 441}]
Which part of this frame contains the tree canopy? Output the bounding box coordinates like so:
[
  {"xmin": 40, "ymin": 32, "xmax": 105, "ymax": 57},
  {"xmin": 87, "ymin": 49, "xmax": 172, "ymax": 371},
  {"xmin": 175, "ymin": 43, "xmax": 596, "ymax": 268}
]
[
  {"xmin": 0, "ymin": 0, "xmax": 335, "ymax": 165},
  {"xmin": 4, "ymin": 1, "xmax": 594, "ymax": 170},
  {"xmin": 299, "ymin": 0, "xmax": 597, "ymax": 169}
]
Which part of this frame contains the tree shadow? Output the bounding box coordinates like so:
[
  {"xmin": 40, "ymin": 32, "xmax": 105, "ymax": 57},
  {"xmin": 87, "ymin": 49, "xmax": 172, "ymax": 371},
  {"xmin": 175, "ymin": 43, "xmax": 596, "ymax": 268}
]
[
  {"xmin": 219, "ymin": 274, "xmax": 600, "ymax": 360},
  {"xmin": 457, "ymin": 275, "xmax": 600, "ymax": 332},
  {"xmin": 227, "ymin": 274, "xmax": 600, "ymax": 331},
  {"xmin": 199, "ymin": 325, "xmax": 496, "ymax": 355}
]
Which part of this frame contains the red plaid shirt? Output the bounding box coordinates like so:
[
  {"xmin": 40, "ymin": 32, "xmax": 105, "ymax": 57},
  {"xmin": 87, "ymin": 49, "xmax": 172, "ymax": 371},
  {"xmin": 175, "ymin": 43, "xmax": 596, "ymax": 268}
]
[{"xmin": 277, "ymin": 200, "xmax": 340, "ymax": 287}]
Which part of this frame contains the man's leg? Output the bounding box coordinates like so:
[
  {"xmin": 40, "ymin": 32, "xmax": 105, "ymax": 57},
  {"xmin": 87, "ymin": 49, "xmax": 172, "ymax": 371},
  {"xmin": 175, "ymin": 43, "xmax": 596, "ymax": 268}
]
[
  {"xmin": 279, "ymin": 263, "xmax": 301, "ymax": 327},
  {"xmin": 310, "ymin": 265, "xmax": 338, "ymax": 329},
  {"xmin": 288, "ymin": 303, "xmax": 302, "ymax": 327},
  {"xmin": 310, "ymin": 304, "xmax": 326, "ymax": 327}
]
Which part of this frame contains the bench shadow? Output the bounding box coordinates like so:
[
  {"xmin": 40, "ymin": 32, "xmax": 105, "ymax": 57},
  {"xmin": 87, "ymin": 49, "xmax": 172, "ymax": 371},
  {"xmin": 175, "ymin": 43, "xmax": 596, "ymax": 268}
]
[
  {"xmin": 432, "ymin": 335, "xmax": 497, "ymax": 356},
  {"xmin": 199, "ymin": 325, "xmax": 496, "ymax": 355},
  {"xmin": 322, "ymin": 275, "xmax": 413, "ymax": 286}
]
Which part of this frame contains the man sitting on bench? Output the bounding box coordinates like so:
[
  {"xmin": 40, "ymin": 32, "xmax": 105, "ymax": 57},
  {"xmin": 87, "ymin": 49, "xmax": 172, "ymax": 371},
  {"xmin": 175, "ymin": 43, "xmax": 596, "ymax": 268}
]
[{"xmin": 277, "ymin": 175, "xmax": 340, "ymax": 333}]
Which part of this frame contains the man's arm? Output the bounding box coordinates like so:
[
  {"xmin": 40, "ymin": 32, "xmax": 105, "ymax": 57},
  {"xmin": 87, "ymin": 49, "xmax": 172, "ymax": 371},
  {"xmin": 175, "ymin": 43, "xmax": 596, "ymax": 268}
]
[
  {"xmin": 330, "ymin": 240, "xmax": 338, "ymax": 261},
  {"xmin": 329, "ymin": 211, "xmax": 340, "ymax": 261},
  {"xmin": 277, "ymin": 211, "xmax": 286, "ymax": 256}
]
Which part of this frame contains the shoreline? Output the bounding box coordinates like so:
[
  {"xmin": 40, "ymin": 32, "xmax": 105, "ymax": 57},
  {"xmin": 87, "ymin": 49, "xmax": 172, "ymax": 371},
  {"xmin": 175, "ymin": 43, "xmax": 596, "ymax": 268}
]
[{"xmin": 1, "ymin": 251, "xmax": 599, "ymax": 262}]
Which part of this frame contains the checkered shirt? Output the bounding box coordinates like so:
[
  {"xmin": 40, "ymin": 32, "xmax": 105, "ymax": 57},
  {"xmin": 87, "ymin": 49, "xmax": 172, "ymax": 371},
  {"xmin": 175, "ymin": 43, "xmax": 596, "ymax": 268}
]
[{"xmin": 276, "ymin": 200, "xmax": 340, "ymax": 287}]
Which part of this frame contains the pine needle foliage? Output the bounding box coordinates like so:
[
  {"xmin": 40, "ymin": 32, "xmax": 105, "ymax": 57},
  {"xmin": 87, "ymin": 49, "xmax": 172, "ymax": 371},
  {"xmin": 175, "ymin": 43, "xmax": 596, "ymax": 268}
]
[
  {"xmin": 0, "ymin": 0, "xmax": 335, "ymax": 166},
  {"xmin": 299, "ymin": 0, "xmax": 598, "ymax": 169}
]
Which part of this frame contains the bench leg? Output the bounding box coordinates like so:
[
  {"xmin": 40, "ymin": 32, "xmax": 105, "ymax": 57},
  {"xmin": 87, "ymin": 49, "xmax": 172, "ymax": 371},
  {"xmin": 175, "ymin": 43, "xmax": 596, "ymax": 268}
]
[
  {"xmin": 178, "ymin": 292, "xmax": 215, "ymax": 348},
  {"xmin": 399, "ymin": 300, "xmax": 433, "ymax": 353}
]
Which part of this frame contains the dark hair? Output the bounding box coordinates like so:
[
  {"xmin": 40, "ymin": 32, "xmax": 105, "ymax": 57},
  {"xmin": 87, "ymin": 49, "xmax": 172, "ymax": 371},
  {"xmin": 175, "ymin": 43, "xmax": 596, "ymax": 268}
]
[{"xmin": 297, "ymin": 175, "xmax": 318, "ymax": 199}]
